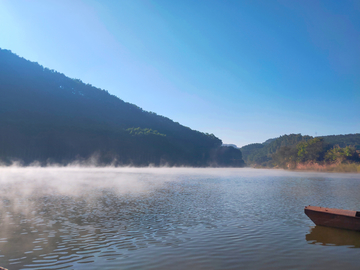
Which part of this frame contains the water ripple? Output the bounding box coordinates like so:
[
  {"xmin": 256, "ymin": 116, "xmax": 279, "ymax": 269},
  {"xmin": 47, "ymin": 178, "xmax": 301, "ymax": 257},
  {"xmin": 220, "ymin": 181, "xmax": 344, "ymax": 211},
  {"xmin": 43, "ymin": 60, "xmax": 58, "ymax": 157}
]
[{"xmin": 0, "ymin": 168, "xmax": 360, "ymax": 269}]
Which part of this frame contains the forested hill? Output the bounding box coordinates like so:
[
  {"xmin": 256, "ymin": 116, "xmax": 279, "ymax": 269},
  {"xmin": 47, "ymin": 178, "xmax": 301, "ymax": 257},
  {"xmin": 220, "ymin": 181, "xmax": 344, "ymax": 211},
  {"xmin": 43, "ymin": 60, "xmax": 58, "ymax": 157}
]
[
  {"xmin": 241, "ymin": 133, "xmax": 360, "ymax": 168},
  {"xmin": 240, "ymin": 134, "xmax": 313, "ymax": 166},
  {"xmin": 0, "ymin": 48, "xmax": 244, "ymax": 167}
]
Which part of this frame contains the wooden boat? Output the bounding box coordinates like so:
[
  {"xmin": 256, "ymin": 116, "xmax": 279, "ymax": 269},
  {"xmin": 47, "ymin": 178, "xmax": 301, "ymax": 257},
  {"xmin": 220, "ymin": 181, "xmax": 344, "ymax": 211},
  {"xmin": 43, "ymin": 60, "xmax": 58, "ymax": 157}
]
[{"xmin": 304, "ymin": 205, "xmax": 360, "ymax": 231}]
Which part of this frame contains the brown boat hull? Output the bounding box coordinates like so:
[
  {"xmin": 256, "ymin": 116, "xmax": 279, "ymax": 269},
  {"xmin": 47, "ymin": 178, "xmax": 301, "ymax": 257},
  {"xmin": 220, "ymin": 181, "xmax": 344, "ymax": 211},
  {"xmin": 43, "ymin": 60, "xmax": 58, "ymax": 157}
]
[{"xmin": 305, "ymin": 206, "xmax": 360, "ymax": 231}]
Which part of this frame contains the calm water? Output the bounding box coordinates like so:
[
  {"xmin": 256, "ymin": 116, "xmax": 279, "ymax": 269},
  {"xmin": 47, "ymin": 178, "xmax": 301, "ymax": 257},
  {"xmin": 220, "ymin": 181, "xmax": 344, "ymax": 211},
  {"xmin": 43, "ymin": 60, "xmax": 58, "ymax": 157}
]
[{"xmin": 1, "ymin": 167, "xmax": 360, "ymax": 270}]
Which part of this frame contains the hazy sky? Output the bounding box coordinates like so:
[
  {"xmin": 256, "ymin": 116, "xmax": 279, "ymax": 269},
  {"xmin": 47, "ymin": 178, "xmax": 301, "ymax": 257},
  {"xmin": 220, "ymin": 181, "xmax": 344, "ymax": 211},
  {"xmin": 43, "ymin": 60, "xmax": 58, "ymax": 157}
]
[{"xmin": 1, "ymin": 0, "xmax": 359, "ymax": 147}]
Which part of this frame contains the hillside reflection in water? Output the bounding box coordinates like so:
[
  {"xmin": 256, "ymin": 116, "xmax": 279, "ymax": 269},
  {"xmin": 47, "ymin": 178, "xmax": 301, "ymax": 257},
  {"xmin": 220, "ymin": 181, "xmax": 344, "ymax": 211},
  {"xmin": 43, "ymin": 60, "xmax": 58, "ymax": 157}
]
[{"xmin": 0, "ymin": 168, "xmax": 360, "ymax": 270}]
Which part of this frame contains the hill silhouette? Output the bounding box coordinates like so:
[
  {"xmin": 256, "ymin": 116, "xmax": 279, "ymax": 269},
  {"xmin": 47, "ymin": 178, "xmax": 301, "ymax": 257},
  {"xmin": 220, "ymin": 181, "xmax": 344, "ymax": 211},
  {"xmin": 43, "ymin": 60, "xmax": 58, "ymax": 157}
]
[{"xmin": 0, "ymin": 48, "xmax": 244, "ymax": 167}]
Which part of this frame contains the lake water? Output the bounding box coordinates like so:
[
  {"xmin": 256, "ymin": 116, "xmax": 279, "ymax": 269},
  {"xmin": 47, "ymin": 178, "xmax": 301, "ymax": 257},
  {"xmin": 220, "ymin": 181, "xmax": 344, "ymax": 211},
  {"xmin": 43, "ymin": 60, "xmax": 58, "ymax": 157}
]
[{"xmin": 1, "ymin": 167, "xmax": 360, "ymax": 270}]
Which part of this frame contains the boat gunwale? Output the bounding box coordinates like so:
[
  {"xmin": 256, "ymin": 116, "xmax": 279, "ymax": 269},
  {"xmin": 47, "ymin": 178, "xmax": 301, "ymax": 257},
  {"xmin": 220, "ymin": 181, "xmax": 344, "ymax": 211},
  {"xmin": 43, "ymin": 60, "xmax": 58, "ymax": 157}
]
[{"xmin": 305, "ymin": 205, "xmax": 360, "ymax": 218}]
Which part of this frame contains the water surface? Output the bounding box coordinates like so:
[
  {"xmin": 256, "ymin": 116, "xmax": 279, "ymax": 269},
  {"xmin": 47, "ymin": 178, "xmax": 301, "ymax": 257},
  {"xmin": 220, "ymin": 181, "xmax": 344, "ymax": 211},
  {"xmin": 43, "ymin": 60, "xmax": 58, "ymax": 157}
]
[{"xmin": 0, "ymin": 168, "xmax": 360, "ymax": 269}]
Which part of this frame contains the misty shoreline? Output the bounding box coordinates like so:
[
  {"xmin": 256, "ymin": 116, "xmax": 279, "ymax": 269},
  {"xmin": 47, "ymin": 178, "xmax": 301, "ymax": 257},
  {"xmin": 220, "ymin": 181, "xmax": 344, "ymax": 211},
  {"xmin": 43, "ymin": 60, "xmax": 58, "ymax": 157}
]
[
  {"xmin": 251, "ymin": 163, "xmax": 360, "ymax": 174},
  {"xmin": 0, "ymin": 165, "xmax": 359, "ymax": 177}
]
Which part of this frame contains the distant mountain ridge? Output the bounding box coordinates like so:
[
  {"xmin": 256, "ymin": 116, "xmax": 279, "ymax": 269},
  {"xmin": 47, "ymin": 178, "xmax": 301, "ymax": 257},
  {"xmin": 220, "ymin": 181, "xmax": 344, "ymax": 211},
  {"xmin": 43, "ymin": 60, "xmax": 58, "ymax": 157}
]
[
  {"xmin": 0, "ymin": 48, "xmax": 244, "ymax": 167},
  {"xmin": 222, "ymin": 144, "xmax": 239, "ymax": 149}
]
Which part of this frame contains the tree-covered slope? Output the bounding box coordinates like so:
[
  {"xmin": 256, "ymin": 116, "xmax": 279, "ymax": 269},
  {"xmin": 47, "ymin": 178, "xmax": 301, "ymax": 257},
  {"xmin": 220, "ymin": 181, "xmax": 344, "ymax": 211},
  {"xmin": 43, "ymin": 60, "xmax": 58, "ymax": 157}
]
[
  {"xmin": 322, "ymin": 134, "xmax": 360, "ymax": 150},
  {"xmin": 241, "ymin": 134, "xmax": 312, "ymax": 166},
  {"xmin": 0, "ymin": 48, "xmax": 244, "ymax": 167},
  {"xmin": 241, "ymin": 133, "xmax": 360, "ymax": 168}
]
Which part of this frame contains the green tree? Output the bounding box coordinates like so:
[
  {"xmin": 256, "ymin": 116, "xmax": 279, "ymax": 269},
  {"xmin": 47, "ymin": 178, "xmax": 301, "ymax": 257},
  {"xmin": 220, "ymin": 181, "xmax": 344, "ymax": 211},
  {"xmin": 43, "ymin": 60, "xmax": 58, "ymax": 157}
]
[
  {"xmin": 272, "ymin": 146, "xmax": 298, "ymax": 169},
  {"xmin": 325, "ymin": 145, "xmax": 360, "ymax": 163},
  {"xmin": 297, "ymin": 138, "xmax": 327, "ymax": 162}
]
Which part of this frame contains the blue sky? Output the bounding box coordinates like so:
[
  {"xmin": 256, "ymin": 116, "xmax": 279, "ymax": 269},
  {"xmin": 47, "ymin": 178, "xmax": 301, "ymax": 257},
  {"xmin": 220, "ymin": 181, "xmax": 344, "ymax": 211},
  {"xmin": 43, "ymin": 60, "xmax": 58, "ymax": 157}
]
[{"xmin": 1, "ymin": 0, "xmax": 359, "ymax": 147}]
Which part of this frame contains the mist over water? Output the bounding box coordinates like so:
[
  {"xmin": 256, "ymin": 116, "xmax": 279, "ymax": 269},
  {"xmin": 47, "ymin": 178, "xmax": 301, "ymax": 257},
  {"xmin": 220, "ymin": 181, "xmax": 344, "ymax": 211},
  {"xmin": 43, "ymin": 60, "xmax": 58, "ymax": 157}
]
[{"xmin": 1, "ymin": 167, "xmax": 360, "ymax": 269}]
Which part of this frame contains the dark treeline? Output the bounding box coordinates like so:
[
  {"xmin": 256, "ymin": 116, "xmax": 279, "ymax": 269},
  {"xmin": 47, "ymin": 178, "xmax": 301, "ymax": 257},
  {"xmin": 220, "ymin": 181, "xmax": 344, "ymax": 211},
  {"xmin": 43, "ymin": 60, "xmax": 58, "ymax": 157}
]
[
  {"xmin": 241, "ymin": 133, "xmax": 360, "ymax": 169},
  {"xmin": 0, "ymin": 48, "xmax": 244, "ymax": 167}
]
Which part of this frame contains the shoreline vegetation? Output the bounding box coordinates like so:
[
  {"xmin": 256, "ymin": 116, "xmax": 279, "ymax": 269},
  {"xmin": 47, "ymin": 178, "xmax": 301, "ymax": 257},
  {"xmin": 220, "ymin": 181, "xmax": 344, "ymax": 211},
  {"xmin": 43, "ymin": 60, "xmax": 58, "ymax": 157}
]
[
  {"xmin": 242, "ymin": 134, "xmax": 360, "ymax": 173},
  {"xmin": 294, "ymin": 162, "xmax": 360, "ymax": 173},
  {"xmin": 253, "ymin": 162, "xmax": 360, "ymax": 173}
]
